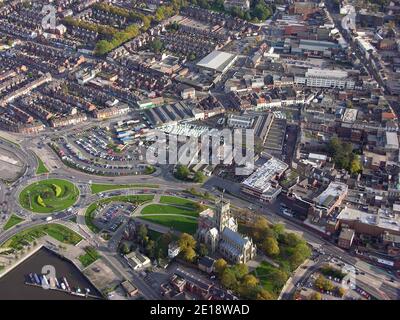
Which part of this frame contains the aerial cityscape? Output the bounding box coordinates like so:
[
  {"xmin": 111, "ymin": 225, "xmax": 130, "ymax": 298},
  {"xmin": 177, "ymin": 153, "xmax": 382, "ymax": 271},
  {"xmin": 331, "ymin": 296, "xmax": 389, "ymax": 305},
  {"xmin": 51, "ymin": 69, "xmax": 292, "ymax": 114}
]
[{"xmin": 0, "ymin": 0, "xmax": 399, "ymax": 303}]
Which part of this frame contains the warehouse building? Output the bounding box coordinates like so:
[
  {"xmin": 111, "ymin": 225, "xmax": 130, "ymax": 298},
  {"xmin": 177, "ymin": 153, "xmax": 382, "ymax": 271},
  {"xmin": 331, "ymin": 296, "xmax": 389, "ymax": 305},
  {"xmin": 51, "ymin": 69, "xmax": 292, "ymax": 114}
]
[{"xmin": 197, "ymin": 50, "xmax": 237, "ymax": 74}]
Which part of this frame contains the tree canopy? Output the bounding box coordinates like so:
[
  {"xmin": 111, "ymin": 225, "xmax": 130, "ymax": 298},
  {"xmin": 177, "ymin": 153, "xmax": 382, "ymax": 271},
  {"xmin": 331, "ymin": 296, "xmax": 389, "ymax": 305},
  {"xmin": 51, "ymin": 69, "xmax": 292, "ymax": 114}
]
[{"xmin": 327, "ymin": 137, "xmax": 362, "ymax": 174}]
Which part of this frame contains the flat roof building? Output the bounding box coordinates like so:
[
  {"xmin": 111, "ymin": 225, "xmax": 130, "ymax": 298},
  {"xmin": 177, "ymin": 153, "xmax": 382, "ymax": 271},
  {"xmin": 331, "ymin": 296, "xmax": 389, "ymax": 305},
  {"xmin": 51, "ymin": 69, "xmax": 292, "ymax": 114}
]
[
  {"xmin": 311, "ymin": 182, "xmax": 348, "ymax": 219},
  {"xmin": 197, "ymin": 51, "xmax": 237, "ymax": 74},
  {"xmin": 337, "ymin": 207, "xmax": 400, "ymax": 237},
  {"xmin": 386, "ymin": 132, "xmax": 399, "ymax": 151},
  {"xmin": 241, "ymin": 157, "xmax": 288, "ymax": 202}
]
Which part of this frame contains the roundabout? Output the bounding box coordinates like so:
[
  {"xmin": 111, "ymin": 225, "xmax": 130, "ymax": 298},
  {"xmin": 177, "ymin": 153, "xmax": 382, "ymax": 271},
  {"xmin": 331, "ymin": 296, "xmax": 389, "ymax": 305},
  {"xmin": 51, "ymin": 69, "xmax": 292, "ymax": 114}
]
[{"xmin": 18, "ymin": 179, "xmax": 80, "ymax": 214}]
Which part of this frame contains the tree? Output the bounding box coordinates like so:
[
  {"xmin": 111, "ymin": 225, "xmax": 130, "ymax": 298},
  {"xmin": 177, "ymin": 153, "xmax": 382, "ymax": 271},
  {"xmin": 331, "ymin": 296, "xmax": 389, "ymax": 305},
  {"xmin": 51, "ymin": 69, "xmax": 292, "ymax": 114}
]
[
  {"xmin": 146, "ymin": 240, "xmax": 156, "ymax": 258},
  {"xmin": 350, "ymin": 155, "xmax": 362, "ymax": 174},
  {"xmin": 231, "ymin": 263, "xmax": 249, "ymax": 280},
  {"xmin": 120, "ymin": 242, "xmax": 131, "ymax": 255},
  {"xmin": 315, "ymin": 275, "xmax": 326, "ymax": 291},
  {"xmin": 150, "ymin": 38, "xmax": 164, "ymax": 53},
  {"xmin": 159, "ymin": 232, "xmax": 173, "ymax": 251},
  {"xmin": 188, "ymin": 52, "xmax": 197, "ymax": 61},
  {"xmin": 197, "ymin": 243, "xmax": 208, "ymax": 257},
  {"xmin": 253, "ymin": 1, "xmax": 272, "ymax": 21},
  {"xmin": 289, "ymin": 251, "xmax": 306, "ymax": 270},
  {"xmin": 309, "ymin": 292, "xmax": 322, "ymax": 300},
  {"xmin": 295, "ymin": 242, "xmax": 312, "ymax": 259},
  {"xmin": 270, "ymin": 269, "xmax": 289, "ymax": 288},
  {"xmin": 242, "ymin": 274, "xmax": 259, "ymax": 287},
  {"xmin": 138, "ymin": 224, "xmax": 148, "ymax": 242},
  {"xmin": 238, "ymin": 275, "xmax": 259, "ymax": 299},
  {"xmin": 272, "ymin": 223, "xmax": 285, "ymax": 237},
  {"xmin": 193, "ymin": 202, "xmax": 206, "ymax": 212},
  {"xmin": 255, "ymin": 217, "xmax": 269, "ymax": 230},
  {"xmin": 214, "ymin": 258, "xmax": 228, "ymax": 275},
  {"xmin": 178, "ymin": 233, "xmax": 196, "ymax": 251},
  {"xmin": 194, "ymin": 171, "xmax": 205, "ymax": 183},
  {"xmin": 221, "ymin": 268, "xmax": 238, "ymax": 290},
  {"xmin": 175, "ymin": 165, "xmax": 190, "ymax": 180},
  {"xmin": 95, "ymin": 40, "xmax": 114, "ymax": 55},
  {"xmin": 337, "ymin": 287, "xmax": 346, "ymax": 297},
  {"xmin": 315, "ymin": 275, "xmax": 334, "ymax": 291},
  {"xmin": 141, "ymin": 16, "xmax": 151, "ymax": 30},
  {"xmin": 262, "ymin": 237, "xmax": 280, "ymax": 257},
  {"xmin": 256, "ymin": 288, "xmax": 274, "ymax": 300},
  {"xmin": 183, "ymin": 247, "xmax": 197, "ymax": 262},
  {"xmin": 324, "ymin": 279, "xmax": 335, "ymax": 291}
]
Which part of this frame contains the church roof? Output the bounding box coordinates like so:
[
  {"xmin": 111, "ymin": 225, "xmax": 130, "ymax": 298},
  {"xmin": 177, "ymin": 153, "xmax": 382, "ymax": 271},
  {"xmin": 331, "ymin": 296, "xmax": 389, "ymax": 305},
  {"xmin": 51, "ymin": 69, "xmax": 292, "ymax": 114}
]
[{"xmin": 221, "ymin": 228, "xmax": 249, "ymax": 247}]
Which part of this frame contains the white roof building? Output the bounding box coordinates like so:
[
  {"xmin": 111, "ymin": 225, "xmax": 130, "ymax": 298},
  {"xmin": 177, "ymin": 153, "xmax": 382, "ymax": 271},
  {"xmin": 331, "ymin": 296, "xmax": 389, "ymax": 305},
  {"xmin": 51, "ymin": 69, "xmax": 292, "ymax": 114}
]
[
  {"xmin": 305, "ymin": 68, "xmax": 348, "ymax": 79},
  {"xmin": 241, "ymin": 158, "xmax": 288, "ymax": 202},
  {"xmin": 386, "ymin": 132, "xmax": 399, "ymax": 150},
  {"xmin": 342, "ymin": 109, "xmax": 358, "ymax": 123},
  {"xmin": 197, "ymin": 51, "xmax": 237, "ymax": 74}
]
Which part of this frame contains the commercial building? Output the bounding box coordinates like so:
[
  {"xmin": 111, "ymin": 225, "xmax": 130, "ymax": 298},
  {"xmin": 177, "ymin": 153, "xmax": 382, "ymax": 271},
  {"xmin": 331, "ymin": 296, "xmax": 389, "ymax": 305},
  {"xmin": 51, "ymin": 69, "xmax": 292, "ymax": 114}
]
[
  {"xmin": 385, "ymin": 132, "xmax": 399, "ymax": 151},
  {"xmin": 338, "ymin": 228, "xmax": 355, "ymax": 249},
  {"xmin": 197, "ymin": 51, "xmax": 237, "ymax": 74},
  {"xmin": 294, "ymin": 68, "xmax": 355, "ymax": 89},
  {"xmin": 310, "ymin": 182, "xmax": 348, "ymax": 219},
  {"xmin": 285, "ymin": 39, "xmax": 340, "ymax": 58},
  {"xmin": 241, "ymin": 157, "xmax": 288, "ymax": 202},
  {"xmin": 227, "ymin": 114, "xmax": 254, "ymax": 128},
  {"xmin": 337, "ymin": 207, "xmax": 400, "ymax": 237}
]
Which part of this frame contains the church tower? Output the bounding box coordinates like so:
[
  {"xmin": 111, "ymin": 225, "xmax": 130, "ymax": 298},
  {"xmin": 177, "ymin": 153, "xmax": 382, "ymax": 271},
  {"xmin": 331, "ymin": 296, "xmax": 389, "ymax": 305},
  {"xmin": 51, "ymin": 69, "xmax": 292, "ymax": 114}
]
[{"xmin": 214, "ymin": 196, "xmax": 232, "ymax": 232}]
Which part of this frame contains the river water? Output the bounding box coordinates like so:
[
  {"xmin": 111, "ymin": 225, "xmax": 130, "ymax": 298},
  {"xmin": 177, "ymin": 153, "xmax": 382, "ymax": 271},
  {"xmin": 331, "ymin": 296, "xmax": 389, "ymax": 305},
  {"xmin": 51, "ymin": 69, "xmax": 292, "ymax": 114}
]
[{"xmin": 0, "ymin": 247, "xmax": 102, "ymax": 300}]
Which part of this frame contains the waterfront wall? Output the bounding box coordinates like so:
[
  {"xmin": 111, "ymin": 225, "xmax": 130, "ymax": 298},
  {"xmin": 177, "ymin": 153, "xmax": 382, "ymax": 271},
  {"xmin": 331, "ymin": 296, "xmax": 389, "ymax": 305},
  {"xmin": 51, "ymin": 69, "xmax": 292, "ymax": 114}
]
[{"xmin": 0, "ymin": 244, "xmax": 44, "ymax": 279}]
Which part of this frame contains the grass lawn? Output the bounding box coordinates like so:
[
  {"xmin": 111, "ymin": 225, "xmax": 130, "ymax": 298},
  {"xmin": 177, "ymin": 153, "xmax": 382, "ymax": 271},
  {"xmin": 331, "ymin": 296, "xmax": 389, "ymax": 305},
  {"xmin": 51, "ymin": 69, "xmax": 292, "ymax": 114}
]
[
  {"xmin": 99, "ymin": 194, "xmax": 154, "ymax": 206},
  {"xmin": 79, "ymin": 247, "xmax": 101, "ymax": 267},
  {"xmin": 141, "ymin": 204, "xmax": 199, "ymax": 217},
  {"xmin": 253, "ymin": 262, "xmax": 287, "ymax": 298},
  {"xmin": 19, "ymin": 179, "xmax": 79, "ymax": 214},
  {"xmin": 90, "ymin": 183, "xmax": 159, "ymax": 194},
  {"xmin": 140, "ymin": 215, "xmax": 198, "ymax": 235},
  {"xmin": 85, "ymin": 195, "xmax": 154, "ymax": 234},
  {"xmin": 3, "ymin": 214, "xmax": 24, "ymax": 230},
  {"xmin": 85, "ymin": 202, "xmax": 101, "ymax": 234},
  {"xmin": 159, "ymin": 196, "xmax": 199, "ymax": 208},
  {"xmin": 1, "ymin": 224, "xmax": 82, "ymax": 250},
  {"xmin": 35, "ymin": 154, "xmax": 49, "ymax": 175}
]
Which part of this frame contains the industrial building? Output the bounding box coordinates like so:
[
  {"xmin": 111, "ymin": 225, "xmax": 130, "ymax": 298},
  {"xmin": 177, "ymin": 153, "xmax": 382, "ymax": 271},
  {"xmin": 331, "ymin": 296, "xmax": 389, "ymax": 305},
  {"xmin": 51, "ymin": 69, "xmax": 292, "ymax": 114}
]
[{"xmin": 197, "ymin": 51, "xmax": 238, "ymax": 74}]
